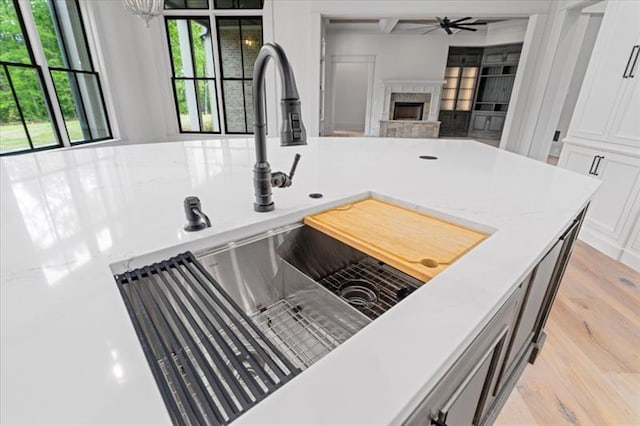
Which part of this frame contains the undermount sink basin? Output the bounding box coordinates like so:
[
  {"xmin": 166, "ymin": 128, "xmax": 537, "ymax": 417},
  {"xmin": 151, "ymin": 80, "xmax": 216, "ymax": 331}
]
[{"xmin": 113, "ymin": 222, "xmax": 425, "ymax": 425}]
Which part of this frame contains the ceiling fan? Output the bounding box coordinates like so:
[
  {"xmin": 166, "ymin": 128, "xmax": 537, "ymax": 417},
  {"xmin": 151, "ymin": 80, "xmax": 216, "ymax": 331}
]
[{"xmin": 418, "ymin": 17, "xmax": 487, "ymax": 35}]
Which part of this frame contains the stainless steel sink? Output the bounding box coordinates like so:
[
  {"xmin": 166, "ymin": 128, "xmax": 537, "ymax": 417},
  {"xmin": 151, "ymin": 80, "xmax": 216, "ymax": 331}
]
[
  {"xmin": 196, "ymin": 224, "xmax": 373, "ymax": 370},
  {"xmin": 114, "ymin": 223, "xmax": 422, "ymax": 425}
]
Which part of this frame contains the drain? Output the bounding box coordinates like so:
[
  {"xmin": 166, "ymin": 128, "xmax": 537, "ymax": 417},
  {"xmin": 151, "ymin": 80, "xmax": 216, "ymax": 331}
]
[{"xmin": 338, "ymin": 279, "xmax": 379, "ymax": 308}]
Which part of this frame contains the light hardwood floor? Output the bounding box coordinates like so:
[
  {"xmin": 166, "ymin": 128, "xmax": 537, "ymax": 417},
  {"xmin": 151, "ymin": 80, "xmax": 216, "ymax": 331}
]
[{"xmin": 495, "ymin": 240, "xmax": 640, "ymax": 425}]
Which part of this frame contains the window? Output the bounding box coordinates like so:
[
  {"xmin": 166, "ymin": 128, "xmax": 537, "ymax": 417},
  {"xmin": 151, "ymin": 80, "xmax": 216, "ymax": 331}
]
[
  {"xmin": 166, "ymin": 17, "xmax": 221, "ymax": 132},
  {"xmin": 217, "ymin": 17, "xmax": 261, "ymax": 133},
  {"xmin": 1, "ymin": 0, "xmax": 60, "ymax": 154},
  {"xmin": 0, "ymin": 0, "xmax": 111, "ymax": 156},
  {"xmin": 163, "ymin": 0, "xmax": 263, "ymax": 135}
]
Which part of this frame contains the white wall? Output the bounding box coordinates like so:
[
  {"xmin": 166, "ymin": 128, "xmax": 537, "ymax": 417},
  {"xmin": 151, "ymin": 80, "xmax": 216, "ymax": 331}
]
[
  {"xmin": 81, "ymin": 0, "xmax": 564, "ymax": 146},
  {"xmin": 81, "ymin": 1, "xmax": 167, "ymax": 144},
  {"xmin": 550, "ymin": 14, "xmax": 602, "ymax": 157},
  {"xmin": 81, "ymin": 0, "xmax": 278, "ymax": 145},
  {"xmin": 500, "ymin": 0, "xmax": 603, "ymax": 161},
  {"xmin": 323, "ymin": 20, "xmax": 527, "ymax": 135}
]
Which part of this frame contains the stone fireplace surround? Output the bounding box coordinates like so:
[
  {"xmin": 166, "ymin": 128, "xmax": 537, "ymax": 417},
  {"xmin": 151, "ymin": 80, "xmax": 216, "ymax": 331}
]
[{"xmin": 377, "ymin": 80, "xmax": 444, "ymax": 138}]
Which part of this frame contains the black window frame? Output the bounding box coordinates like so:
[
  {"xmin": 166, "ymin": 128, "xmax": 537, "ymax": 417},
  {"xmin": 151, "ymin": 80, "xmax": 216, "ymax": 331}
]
[
  {"xmin": 164, "ymin": 0, "xmax": 210, "ymax": 10},
  {"xmin": 43, "ymin": 0, "xmax": 113, "ymax": 145},
  {"xmin": 213, "ymin": 0, "xmax": 263, "ymax": 10},
  {"xmin": 164, "ymin": 15, "xmax": 222, "ymax": 134},
  {"xmin": 0, "ymin": 0, "xmax": 113, "ymax": 157},
  {"xmin": 0, "ymin": 0, "xmax": 63, "ymax": 156},
  {"xmin": 216, "ymin": 15, "xmax": 263, "ymax": 135}
]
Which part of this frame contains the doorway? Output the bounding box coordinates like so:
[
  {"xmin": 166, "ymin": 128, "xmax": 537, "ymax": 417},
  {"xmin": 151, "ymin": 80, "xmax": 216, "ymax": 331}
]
[{"xmin": 326, "ymin": 55, "xmax": 375, "ymax": 136}]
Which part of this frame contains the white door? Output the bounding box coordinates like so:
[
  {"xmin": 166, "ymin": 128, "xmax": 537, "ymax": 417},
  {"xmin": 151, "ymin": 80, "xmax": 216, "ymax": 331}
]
[
  {"xmin": 331, "ymin": 62, "xmax": 370, "ymax": 133},
  {"xmin": 568, "ymin": 1, "xmax": 640, "ymax": 141}
]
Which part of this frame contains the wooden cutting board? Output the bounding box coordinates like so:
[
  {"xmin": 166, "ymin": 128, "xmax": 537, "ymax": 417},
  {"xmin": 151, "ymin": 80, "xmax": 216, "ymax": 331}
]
[{"xmin": 304, "ymin": 198, "xmax": 488, "ymax": 282}]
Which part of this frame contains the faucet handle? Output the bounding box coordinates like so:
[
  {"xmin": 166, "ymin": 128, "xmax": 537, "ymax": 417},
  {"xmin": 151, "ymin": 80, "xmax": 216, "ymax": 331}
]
[
  {"xmin": 271, "ymin": 153, "xmax": 301, "ymax": 188},
  {"xmin": 289, "ymin": 153, "xmax": 301, "ymax": 180}
]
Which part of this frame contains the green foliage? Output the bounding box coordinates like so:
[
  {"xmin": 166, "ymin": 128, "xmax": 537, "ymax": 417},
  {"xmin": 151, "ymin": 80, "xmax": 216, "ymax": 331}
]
[{"xmin": 0, "ymin": 0, "xmax": 70, "ymax": 124}]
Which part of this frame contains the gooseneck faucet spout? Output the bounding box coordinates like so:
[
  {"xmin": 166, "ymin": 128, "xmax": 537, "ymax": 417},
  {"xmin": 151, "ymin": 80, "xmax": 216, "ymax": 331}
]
[{"xmin": 252, "ymin": 42, "xmax": 307, "ymax": 212}]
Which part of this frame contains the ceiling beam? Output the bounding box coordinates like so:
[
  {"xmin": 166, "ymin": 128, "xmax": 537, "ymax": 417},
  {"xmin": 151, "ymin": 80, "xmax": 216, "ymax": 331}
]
[{"xmin": 378, "ymin": 18, "xmax": 399, "ymax": 33}]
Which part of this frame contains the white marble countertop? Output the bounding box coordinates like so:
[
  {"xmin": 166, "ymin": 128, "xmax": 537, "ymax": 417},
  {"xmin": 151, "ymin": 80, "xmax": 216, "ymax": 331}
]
[{"xmin": 0, "ymin": 137, "xmax": 598, "ymax": 424}]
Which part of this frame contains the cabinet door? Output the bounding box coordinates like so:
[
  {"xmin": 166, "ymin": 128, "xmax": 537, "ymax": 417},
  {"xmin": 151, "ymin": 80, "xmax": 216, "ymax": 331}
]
[
  {"xmin": 568, "ymin": 1, "xmax": 640, "ymax": 142},
  {"xmin": 403, "ymin": 292, "xmax": 519, "ymax": 426},
  {"xmin": 621, "ymin": 204, "xmax": 640, "ymax": 272},
  {"xmin": 532, "ymin": 213, "xmax": 584, "ymax": 353},
  {"xmin": 495, "ymin": 242, "xmax": 562, "ymax": 389},
  {"xmin": 434, "ymin": 331, "xmax": 506, "ymax": 426},
  {"xmin": 608, "ymin": 72, "xmax": 640, "ymax": 146},
  {"xmin": 560, "ymin": 143, "xmax": 599, "ymax": 176},
  {"xmin": 587, "ymin": 152, "xmax": 640, "ymax": 241},
  {"xmin": 470, "ymin": 112, "xmax": 490, "ymax": 132},
  {"xmin": 487, "ymin": 114, "xmax": 505, "ymax": 133}
]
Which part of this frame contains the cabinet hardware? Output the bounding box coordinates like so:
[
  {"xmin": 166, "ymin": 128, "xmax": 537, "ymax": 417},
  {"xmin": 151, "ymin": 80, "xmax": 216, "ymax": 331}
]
[
  {"xmin": 623, "ymin": 45, "xmax": 639, "ymax": 78},
  {"xmin": 629, "ymin": 45, "xmax": 639, "ymax": 78},
  {"xmin": 593, "ymin": 155, "xmax": 604, "ymax": 176},
  {"xmin": 588, "ymin": 155, "xmax": 598, "ymax": 175}
]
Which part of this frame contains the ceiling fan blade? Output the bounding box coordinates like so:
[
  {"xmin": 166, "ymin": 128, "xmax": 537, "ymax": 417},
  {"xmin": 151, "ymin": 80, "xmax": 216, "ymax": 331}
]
[
  {"xmin": 402, "ymin": 25, "xmax": 440, "ymax": 32},
  {"xmin": 422, "ymin": 26, "xmax": 443, "ymax": 35},
  {"xmin": 454, "ymin": 22, "xmax": 487, "ymax": 26},
  {"xmin": 448, "ymin": 16, "xmax": 473, "ymax": 25},
  {"xmin": 444, "ymin": 26, "xmax": 453, "ymax": 35},
  {"xmin": 451, "ymin": 26, "xmax": 478, "ymax": 32}
]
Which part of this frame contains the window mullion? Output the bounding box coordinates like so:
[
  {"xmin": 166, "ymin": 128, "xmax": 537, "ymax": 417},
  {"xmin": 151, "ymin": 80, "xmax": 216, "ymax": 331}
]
[
  {"xmin": 17, "ymin": 0, "xmax": 71, "ymax": 147},
  {"xmin": 3, "ymin": 64, "xmax": 34, "ymax": 149},
  {"xmin": 210, "ymin": 16, "xmax": 227, "ymax": 134},
  {"xmin": 210, "ymin": 16, "xmax": 226, "ymax": 134}
]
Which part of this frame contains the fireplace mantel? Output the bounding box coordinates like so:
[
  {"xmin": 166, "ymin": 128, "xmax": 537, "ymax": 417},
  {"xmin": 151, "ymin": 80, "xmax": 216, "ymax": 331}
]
[
  {"xmin": 380, "ymin": 80, "xmax": 445, "ymax": 123},
  {"xmin": 374, "ymin": 80, "xmax": 445, "ymax": 138}
]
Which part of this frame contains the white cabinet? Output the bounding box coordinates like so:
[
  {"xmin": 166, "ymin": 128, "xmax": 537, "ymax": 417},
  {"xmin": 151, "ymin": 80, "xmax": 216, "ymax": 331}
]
[
  {"xmin": 560, "ymin": 0, "xmax": 640, "ymax": 272},
  {"xmin": 609, "ymin": 73, "xmax": 640, "ymax": 146},
  {"xmin": 559, "ymin": 143, "xmax": 640, "ymax": 268},
  {"xmin": 621, "ymin": 195, "xmax": 640, "ymax": 271},
  {"xmin": 567, "ymin": 0, "xmax": 640, "ymax": 147}
]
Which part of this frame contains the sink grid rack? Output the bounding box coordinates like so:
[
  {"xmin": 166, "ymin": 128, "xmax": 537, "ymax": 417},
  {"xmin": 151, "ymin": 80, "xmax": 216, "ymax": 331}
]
[
  {"xmin": 115, "ymin": 252, "xmax": 301, "ymax": 426},
  {"xmin": 319, "ymin": 257, "xmax": 423, "ymax": 320}
]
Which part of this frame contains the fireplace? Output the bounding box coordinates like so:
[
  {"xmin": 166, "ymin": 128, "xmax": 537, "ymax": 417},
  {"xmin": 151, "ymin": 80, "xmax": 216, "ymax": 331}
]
[
  {"xmin": 377, "ymin": 80, "xmax": 445, "ymax": 138},
  {"xmin": 393, "ymin": 102, "xmax": 424, "ymax": 121}
]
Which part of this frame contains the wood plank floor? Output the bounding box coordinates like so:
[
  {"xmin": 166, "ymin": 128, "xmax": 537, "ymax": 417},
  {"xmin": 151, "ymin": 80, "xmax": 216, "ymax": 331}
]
[{"xmin": 495, "ymin": 240, "xmax": 640, "ymax": 425}]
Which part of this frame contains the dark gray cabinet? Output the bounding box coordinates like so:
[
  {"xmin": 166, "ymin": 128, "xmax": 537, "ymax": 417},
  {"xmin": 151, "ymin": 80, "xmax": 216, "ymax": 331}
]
[
  {"xmin": 439, "ymin": 111, "xmax": 471, "ymax": 137},
  {"xmin": 403, "ymin": 290, "xmax": 519, "ymax": 426},
  {"xmin": 468, "ymin": 112, "xmax": 506, "ymax": 139},
  {"xmin": 482, "ymin": 44, "xmax": 522, "ymax": 65},
  {"xmin": 439, "ymin": 47, "xmax": 482, "ymax": 137},
  {"xmin": 495, "ymin": 242, "xmax": 563, "ymax": 391},
  {"xmin": 468, "ymin": 43, "xmax": 522, "ymax": 140},
  {"xmin": 403, "ymin": 207, "xmax": 587, "ymax": 426}
]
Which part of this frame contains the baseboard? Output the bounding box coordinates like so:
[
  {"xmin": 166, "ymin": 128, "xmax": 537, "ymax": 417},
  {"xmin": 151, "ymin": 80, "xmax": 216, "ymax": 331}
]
[
  {"xmin": 578, "ymin": 225, "xmax": 623, "ymax": 260},
  {"xmin": 620, "ymin": 248, "xmax": 640, "ymax": 272}
]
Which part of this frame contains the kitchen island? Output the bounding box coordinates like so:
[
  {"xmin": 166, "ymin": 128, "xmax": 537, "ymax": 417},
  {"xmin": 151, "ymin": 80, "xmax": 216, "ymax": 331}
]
[{"xmin": 0, "ymin": 137, "xmax": 598, "ymax": 424}]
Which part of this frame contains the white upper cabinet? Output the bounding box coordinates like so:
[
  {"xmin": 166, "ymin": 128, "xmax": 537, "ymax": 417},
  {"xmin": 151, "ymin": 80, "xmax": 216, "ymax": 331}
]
[
  {"xmin": 568, "ymin": 0, "xmax": 640, "ymax": 147},
  {"xmin": 608, "ymin": 71, "xmax": 640, "ymax": 145}
]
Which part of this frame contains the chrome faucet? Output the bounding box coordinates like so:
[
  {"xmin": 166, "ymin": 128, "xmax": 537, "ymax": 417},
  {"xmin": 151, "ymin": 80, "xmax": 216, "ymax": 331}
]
[{"xmin": 252, "ymin": 42, "xmax": 307, "ymax": 212}]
